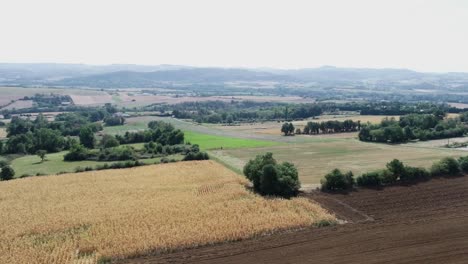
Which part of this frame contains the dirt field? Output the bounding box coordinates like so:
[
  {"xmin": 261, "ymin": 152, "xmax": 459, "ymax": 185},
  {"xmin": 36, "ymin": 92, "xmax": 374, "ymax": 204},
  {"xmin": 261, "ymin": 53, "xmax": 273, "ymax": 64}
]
[
  {"xmin": 125, "ymin": 175, "xmax": 468, "ymax": 264},
  {"xmin": 449, "ymin": 102, "xmax": 468, "ymax": 109}
]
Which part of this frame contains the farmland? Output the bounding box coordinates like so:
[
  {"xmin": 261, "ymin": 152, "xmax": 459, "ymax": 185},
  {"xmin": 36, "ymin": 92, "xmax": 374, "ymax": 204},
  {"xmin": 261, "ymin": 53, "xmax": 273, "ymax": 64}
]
[
  {"xmin": 184, "ymin": 131, "xmax": 280, "ymax": 150},
  {"xmin": 140, "ymin": 175, "xmax": 468, "ymax": 264},
  {"xmin": 9, "ymin": 151, "xmax": 183, "ymax": 177},
  {"xmin": 217, "ymin": 138, "xmax": 467, "ymax": 185},
  {"xmin": 0, "ymin": 161, "xmax": 335, "ymax": 263},
  {"xmin": 212, "ymin": 115, "xmax": 399, "ymax": 136}
]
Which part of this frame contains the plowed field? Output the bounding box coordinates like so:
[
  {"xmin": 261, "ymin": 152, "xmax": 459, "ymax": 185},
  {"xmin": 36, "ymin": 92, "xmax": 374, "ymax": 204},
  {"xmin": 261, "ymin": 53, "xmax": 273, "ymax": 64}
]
[{"xmin": 123, "ymin": 176, "xmax": 468, "ymax": 264}]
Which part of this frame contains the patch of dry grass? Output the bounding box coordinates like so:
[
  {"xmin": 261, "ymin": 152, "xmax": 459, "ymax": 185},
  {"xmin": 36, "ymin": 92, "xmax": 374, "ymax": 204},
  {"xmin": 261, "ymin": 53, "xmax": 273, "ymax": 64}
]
[
  {"xmin": 0, "ymin": 127, "xmax": 6, "ymax": 138},
  {"xmin": 0, "ymin": 161, "xmax": 334, "ymax": 263}
]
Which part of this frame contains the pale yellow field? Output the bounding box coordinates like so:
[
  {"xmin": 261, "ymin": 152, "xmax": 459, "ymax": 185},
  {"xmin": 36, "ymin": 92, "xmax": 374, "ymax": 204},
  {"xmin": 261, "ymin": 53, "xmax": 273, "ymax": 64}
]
[
  {"xmin": 0, "ymin": 128, "xmax": 6, "ymax": 138},
  {"xmin": 0, "ymin": 161, "xmax": 334, "ymax": 264},
  {"xmin": 214, "ymin": 115, "xmax": 399, "ymax": 136}
]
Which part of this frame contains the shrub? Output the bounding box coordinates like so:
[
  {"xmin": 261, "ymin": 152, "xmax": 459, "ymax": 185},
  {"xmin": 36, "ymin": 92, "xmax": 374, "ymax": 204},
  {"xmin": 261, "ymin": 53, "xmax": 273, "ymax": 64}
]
[
  {"xmin": 379, "ymin": 169, "xmax": 397, "ymax": 184},
  {"xmin": 356, "ymin": 171, "xmax": 382, "ymax": 187},
  {"xmin": 100, "ymin": 134, "xmax": 120, "ymax": 148},
  {"xmin": 0, "ymin": 160, "xmax": 8, "ymax": 168},
  {"xmin": 400, "ymin": 166, "xmax": 430, "ymax": 182},
  {"xmin": 430, "ymin": 157, "xmax": 460, "ymax": 176},
  {"xmin": 183, "ymin": 151, "xmax": 209, "ymax": 161},
  {"xmin": 386, "ymin": 159, "xmax": 404, "ymax": 179},
  {"xmin": 0, "ymin": 166, "xmax": 15, "ymax": 181},
  {"xmin": 321, "ymin": 169, "xmax": 354, "ymax": 191},
  {"xmin": 458, "ymin": 156, "xmax": 468, "ymax": 173},
  {"xmin": 64, "ymin": 144, "xmax": 89, "ymax": 161}
]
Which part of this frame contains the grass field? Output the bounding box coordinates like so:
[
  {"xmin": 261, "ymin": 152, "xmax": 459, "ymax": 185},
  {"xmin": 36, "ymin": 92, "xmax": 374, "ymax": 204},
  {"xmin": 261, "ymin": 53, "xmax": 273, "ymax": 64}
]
[
  {"xmin": 184, "ymin": 131, "xmax": 280, "ymax": 150},
  {"xmin": 0, "ymin": 161, "xmax": 335, "ymax": 263},
  {"xmin": 102, "ymin": 116, "xmax": 162, "ymax": 134},
  {"xmin": 222, "ymin": 138, "xmax": 468, "ymax": 185},
  {"xmin": 10, "ymin": 151, "xmax": 183, "ymax": 177}
]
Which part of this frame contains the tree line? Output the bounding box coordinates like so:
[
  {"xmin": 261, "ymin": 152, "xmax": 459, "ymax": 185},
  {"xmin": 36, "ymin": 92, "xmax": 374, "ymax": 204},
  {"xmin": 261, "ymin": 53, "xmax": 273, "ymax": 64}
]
[
  {"xmin": 321, "ymin": 156, "xmax": 467, "ymax": 191},
  {"xmin": 359, "ymin": 114, "xmax": 467, "ymax": 143}
]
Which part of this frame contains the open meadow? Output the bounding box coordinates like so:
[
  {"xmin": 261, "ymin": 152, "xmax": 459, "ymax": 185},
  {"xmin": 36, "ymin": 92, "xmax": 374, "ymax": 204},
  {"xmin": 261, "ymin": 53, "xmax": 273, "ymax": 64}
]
[
  {"xmin": 9, "ymin": 151, "xmax": 183, "ymax": 177},
  {"xmin": 184, "ymin": 131, "xmax": 280, "ymax": 150},
  {"xmin": 220, "ymin": 138, "xmax": 468, "ymax": 185},
  {"xmin": 0, "ymin": 160, "xmax": 335, "ymax": 264}
]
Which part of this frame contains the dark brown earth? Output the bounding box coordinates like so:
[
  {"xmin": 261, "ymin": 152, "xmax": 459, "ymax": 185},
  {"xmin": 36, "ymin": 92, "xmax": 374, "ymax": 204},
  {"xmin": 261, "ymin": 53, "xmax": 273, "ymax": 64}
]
[{"xmin": 122, "ymin": 176, "xmax": 468, "ymax": 264}]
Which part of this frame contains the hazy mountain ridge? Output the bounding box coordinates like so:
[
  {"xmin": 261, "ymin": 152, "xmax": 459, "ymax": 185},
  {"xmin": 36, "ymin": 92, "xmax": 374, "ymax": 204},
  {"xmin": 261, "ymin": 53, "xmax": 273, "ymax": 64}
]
[{"xmin": 1, "ymin": 63, "xmax": 468, "ymax": 88}]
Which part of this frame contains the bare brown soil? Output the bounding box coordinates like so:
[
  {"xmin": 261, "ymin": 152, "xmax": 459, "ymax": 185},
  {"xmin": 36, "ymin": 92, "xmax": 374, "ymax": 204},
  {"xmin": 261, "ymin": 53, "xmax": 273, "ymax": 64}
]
[{"xmin": 121, "ymin": 176, "xmax": 468, "ymax": 264}]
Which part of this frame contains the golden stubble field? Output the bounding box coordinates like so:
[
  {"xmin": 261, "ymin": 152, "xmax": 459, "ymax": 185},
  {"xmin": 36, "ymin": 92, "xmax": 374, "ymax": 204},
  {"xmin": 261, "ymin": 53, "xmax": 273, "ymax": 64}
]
[
  {"xmin": 0, "ymin": 161, "xmax": 334, "ymax": 264},
  {"xmin": 213, "ymin": 115, "xmax": 400, "ymax": 136}
]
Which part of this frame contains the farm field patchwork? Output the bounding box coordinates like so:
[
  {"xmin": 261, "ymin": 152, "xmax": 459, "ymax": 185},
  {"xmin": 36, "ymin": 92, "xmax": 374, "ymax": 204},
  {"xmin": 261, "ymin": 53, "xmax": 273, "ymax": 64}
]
[
  {"xmin": 0, "ymin": 161, "xmax": 335, "ymax": 263},
  {"xmin": 141, "ymin": 175, "xmax": 468, "ymax": 264},
  {"xmin": 222, "ymin": 138, "xmax": 468, "ymax": 184}
]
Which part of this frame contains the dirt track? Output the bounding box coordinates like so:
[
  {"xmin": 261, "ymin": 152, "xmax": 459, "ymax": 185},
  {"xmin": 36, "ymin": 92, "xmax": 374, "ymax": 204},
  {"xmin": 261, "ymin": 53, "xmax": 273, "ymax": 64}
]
[{"xmin": 122, "ymin": 176, "xmax": 468, "ymax": 264}]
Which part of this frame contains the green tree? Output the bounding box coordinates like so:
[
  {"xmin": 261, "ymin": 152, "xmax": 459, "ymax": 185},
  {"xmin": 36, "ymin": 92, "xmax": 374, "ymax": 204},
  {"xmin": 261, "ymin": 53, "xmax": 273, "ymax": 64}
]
[
  {"xmin": 386, "ymin": 159, "xmax": 405, "ymax": 178},
  {"xmin": 321, "ymin": 169, "xmax": 354, "ymax": 191},
  {"xmin": 79, "ymin": 126, "xmax": 95, "ymax": 149},
  {"xmin": 243, "ymin": 153, "xmax": 300, "ymax": 197},
  {"xmin": 36, "ymin": 150, "xmax": 47, "ymax": 162},
  {"xmin": 33, "ymin": 128, "xmax": 65, "ymax": 153},
  {"xmin": 0, "ymin": 165, "xmax": 15, "ymax": 181},
  {"xmin": 100, "ymin": 134, "xmax": 120, "ymax": 148},
  {"xmin": 243, "ymin": 152, "xmax": 277, "ymax": 191}
]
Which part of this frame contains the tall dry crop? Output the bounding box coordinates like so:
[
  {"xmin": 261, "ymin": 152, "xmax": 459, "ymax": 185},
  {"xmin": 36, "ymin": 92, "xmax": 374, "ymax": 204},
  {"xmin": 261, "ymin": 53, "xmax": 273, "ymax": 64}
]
[{"xmin": 0, "ymin": 160, "xmax": 335, "ymax": 263}]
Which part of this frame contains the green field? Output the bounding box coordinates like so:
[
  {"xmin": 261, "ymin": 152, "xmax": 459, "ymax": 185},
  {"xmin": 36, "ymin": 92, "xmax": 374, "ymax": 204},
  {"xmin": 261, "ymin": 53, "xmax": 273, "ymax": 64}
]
[
  {"xmin": 184, "ymin": 131, "xmax": 280, "ymax": 150},
  {"xmin": 102, "ymin": 122, "xmax": 148, "ymax": 134},
  {"xmin": 10, "ymin": 151, "xmax": 183, "ymax": 177},
  {"xmin": 221, "ymin": 138, "xmax": 468, "ymax": 185}
]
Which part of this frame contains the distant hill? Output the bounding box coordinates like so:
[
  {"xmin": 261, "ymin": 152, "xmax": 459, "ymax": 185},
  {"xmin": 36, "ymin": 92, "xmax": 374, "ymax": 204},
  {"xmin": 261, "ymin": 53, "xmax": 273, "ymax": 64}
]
[
  {"xmin": 54, "ymin": 68, "xmax": 293, "ymax": 88},
  {"xmin": 1, "ymin": 63, "xmax": 468, "ymax": 88}
]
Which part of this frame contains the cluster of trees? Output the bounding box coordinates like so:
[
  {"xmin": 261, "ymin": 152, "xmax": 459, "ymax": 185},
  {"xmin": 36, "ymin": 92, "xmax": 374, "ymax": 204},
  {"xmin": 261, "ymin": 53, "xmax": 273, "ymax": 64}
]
[
  {"xmin": 321, "ymin": 157, "xmax": 466, "ymax": 191},
  {"xmin": 115, "ymin": 121, "xmax": 184, "ymax": 145},
  {"xmin": 243, "ymin": 153, "xmax": 300, "ymax": 197},
  {"xmin": 302, "ymin": 119, "xmax": 361, "ymax": 134},
  {"xmin": 281, "ymin": 122, "xmax": 295, "ymax": 136},
  {"xmin": 104, "ymin": 116, "xmax": 125, "ymax": 126},
  {"xmin": 64, "ymin": 120, "xmax": 207, "ymax": 163},
  {"xmin": 1, "ymin": 110, "xmax": 111, "ymax": 155},
  {"xmin": 359, "ymin": 114, "xmax": 467, "ymax": 143},
  {"xmin": 23, "ymin": 94, "xmax": 73, "ymax": 108}
]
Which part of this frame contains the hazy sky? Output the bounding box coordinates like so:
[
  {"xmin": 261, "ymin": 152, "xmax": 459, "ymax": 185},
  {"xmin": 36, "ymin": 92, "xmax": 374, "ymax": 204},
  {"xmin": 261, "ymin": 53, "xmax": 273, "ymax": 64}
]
[{"xmin": 1, "ymin": 0, "xmax": 467, "ymax": 72}]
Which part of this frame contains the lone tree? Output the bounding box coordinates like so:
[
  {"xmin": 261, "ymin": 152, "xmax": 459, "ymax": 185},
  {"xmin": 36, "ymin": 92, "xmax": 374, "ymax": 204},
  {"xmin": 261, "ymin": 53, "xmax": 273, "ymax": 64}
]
[
  {"xmin": 0, "ymin": 165, "xmax": 15, "ymax": 181},
  {"xmin": 243, "ymin": 152, "xmax": 300, "ymax": 197},
  {"xmin": 281, "ymin": 122, "xmax": 295, "ymax": 136},
  {"xmin": 36, "ymin": 150, "xmax": 47, "ymax": 162}
]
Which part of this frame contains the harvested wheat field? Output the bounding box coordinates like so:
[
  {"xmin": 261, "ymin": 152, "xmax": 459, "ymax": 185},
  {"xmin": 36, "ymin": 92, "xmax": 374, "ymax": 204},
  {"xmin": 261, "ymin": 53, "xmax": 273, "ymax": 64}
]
[{"xmin": 0, "ymin": 160, "xmax": 334, "ymax": 264}]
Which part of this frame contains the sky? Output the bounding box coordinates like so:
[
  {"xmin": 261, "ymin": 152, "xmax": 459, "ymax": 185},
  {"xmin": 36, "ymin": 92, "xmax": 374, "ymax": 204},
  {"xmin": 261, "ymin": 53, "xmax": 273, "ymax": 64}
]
[{"xmin": 0, "ymin": 0, "xmax": 468, "ymax": 72}]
